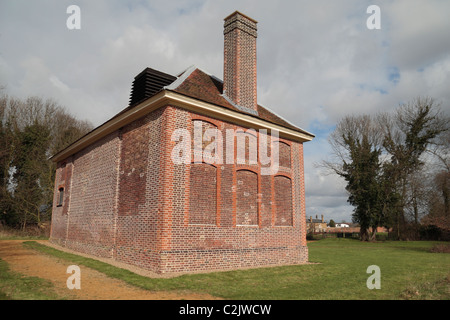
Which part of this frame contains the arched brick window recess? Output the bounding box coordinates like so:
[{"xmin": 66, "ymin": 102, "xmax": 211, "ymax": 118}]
[
  {"xmin": 236, "ymin": 169, "xmax": 258, "ymax": 226},
  {"xmin": 235, "ymin": 130, "xmax": 258, "ymax": 166},
  {"xmin": 274, "ymin": 175, "xmax": 293, "ymax": 226},
  {"xmin": 191, "ymin": 119, "xmax": 220, "ymax": 164},
  {"xmin": 189, "ymin": 162, "xmax": 217, "ymax": 225},
  {"xmin": 276, "ymin": 141, "xmax": 291, "ymax": 169}
]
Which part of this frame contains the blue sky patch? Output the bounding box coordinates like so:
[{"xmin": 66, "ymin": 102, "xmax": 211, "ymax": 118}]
[{"xmin": 388, "ymin": 66, "xmax": 400, "ymax": 84}]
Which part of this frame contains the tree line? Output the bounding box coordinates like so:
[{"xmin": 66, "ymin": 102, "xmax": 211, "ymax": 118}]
[
  {"xmin": 0, "ymin": 89, "xmax": 93, "ymax": 231},
  {"xmin": 321, "ymin": 97, "xmax": 449, "ymax": 241}
]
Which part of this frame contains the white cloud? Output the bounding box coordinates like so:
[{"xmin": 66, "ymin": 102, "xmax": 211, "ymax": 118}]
[
  {"xmin": 386, "ymin": 0, "xmax": 450, "ymax": 70},
  {"xmin": 49, "ymin": 75, "xmax": 70, "ymax": 93}
]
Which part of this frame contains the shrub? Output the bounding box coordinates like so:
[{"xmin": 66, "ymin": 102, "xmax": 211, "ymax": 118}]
[{"xmin": 375, "ymin": 233, "xmax": 388, "ymax": 241}]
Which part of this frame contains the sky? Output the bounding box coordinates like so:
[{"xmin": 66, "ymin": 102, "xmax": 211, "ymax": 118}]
[{"xmin": 1, "ymin": 0, "xmax": 449, "ymax": 223}]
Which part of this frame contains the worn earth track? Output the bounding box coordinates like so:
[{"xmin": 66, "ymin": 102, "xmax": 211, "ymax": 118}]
[{"xmin": 0, "ymin": 240, "xmax": 219, "ymax": 300}]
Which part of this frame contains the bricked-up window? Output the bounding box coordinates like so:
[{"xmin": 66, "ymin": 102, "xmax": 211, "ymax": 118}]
[
  {"xmin": 189, "ymin": 163, "xmax": 217, "ymax": 225},
  {"xmin": 274, "ymin": 175, "xmax": 293, "ymax": 226},
  {"xmin": 57, "ymin": 188, "xmax": 64, "ymax": 207},
  {"xmin": 191, "ymin": 119, "xmax": 218, "ymax": 163},
  {"xmin": 278, "ymin": 141, "xmax": 291, "ymax": 169},
  {"xmin": 236, "ymin": 170, "xmax": 258, "ymax": 226},
  {"xmin": 236, "ymin": 130, "xmax": 258, "ymax": 165}
]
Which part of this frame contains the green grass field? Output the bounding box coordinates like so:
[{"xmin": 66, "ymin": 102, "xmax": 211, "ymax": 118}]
[{"xmin": 1, "ymin": 238, "xmax": 449, "ymax": 300}]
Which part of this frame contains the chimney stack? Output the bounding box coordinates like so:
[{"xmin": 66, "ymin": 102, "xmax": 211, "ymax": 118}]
[{"xmin": 223, "ymin": 11, "xmax": 258, "ymax": 113}]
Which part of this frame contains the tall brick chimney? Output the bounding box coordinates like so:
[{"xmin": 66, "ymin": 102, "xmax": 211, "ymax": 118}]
[{"xmin": 223, "ymin": 11, "xmax": 258, "ymax": 113}]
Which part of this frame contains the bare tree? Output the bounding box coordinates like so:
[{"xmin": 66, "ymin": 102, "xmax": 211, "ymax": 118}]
[
  {"xmin": 320, "ymin": 97, "xmax": 449, "ymax": 240},
  {"xmin": 379, "ymin": 97, "xmax": 448, "ymax": 238},
  {"xmin": 422, "ymin": 129, "xmax": 450, "ymax": 233}
]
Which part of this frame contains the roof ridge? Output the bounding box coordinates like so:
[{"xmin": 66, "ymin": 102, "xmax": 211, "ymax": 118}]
[
  {"xmin": 195, "ymin": 67, "xmax": 224, "ymax": 84},
  {"xmin": 163, "ymin": 65, "xmax": 197, "ymax": 90}
]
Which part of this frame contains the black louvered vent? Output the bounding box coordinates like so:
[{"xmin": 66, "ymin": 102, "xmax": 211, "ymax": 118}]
[{"xmin": 129, "ymin": 68, "xmax": 177, "ymax": 106}]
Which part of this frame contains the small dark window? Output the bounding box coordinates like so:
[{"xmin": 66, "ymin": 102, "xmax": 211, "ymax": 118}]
[{"xmin": 57, "ymin": 188, "xmax": 64, "ymax": 207}]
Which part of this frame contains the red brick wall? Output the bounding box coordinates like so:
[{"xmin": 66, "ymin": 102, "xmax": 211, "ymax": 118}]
[
  {"xmin": 297, "ymin": 142, "xmax": 307, "ymax": 247},
  {"xmin": 159, "ymin": 107, "xmax": 308, "ymax": 273},
  {"xmin": 114, "ymin": 108, "xmax": 165, "ymax": 270},
  {"xmin": 50, "ymin": 105, "xmax": 309, "ymax": 274},
  {"xmin": 189, "ymin": 163, "xmax": 217, "ymax": 225},
  {"xmin": 62, "ymin": 132, "xmax": 120, "ymax": 258},
  {"xmin": 49, "ymin": 158, "xmax": 73, "ymax": 245},
  {"xmin": 274, "ymin": 175, "xmax": 293, "ymax": 226},
  {"xmin": 118, "ymin": 116, "xmax": 149, "ymax": 216},
  {"xmin": 278, "ymin": 141, "xmax": 291, "ymax": 169},
  {"xmin": 236, "ymin": 169, "xmax": 258, "ymax": 226}
]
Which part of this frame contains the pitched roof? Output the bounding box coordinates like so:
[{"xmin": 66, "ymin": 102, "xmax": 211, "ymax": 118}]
[
  {"xmin": 50, "ymin": 66, "xmax": 314, "ymax": 162},
  {"xmin": 164, "ymin": 66, "xmax": 314, "ymax": 137}
]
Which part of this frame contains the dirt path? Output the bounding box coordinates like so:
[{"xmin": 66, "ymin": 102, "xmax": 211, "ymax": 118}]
[{"xmin": 0, "ymin": 240, "xmax": 219, "ymax": 300}]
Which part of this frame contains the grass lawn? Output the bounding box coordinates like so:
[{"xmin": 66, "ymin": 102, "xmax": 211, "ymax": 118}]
[
  {"xmin": 305, "ymin": 239, "xmax": 449, "ymax": 299},
  {"xmin": 15, "ymin": 238, "xmax": 449, "ymax": 300}
]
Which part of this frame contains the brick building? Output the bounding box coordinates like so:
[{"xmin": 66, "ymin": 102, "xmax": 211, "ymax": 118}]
[
  {"xmin": 307, "ymin": 215, "xmax": 328, "ymax": 233},
  {"xmin": 49, "ymin": 11, "xmax": 315, "ymax": 274}
]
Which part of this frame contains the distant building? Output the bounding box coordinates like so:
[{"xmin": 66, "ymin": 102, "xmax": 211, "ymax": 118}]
[
  {"xmin": 306, "ymin": 215, "xmax": 327, "ymax": 232},
  {"xmin": 335, "ymin": 223, "xmax": 350, "ymax": 228}
]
